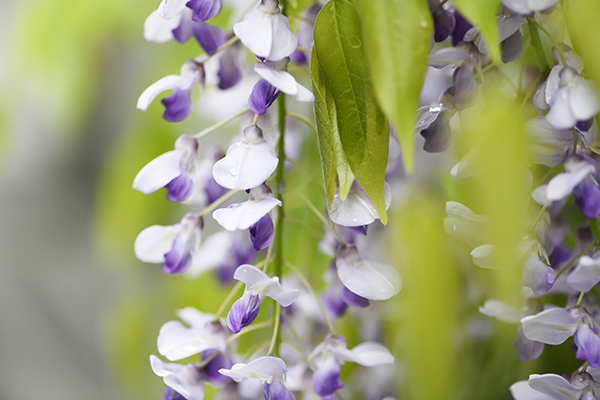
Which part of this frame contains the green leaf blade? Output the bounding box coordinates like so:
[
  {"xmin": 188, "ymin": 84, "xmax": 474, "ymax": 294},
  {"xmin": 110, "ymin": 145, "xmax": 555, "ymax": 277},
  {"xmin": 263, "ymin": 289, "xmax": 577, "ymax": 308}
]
[
  {"xmin": 313, "ymin": 0, "xmax": 389, "ymax": 223},
  {"xmin": 352, "ymin": 0, "xmax": 432, "ymax": 174},
  {"xmin": 452, "ymin": 0, "xmax": 501, "ymax": 62}
]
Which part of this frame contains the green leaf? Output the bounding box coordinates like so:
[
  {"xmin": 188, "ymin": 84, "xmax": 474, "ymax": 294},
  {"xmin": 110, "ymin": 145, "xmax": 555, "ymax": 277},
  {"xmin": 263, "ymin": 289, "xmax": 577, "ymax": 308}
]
[
  {"xmin": 352, "ymin": 0, "xmax": 432, "ymax": 174},
  {"xmin": 452, "ymin": 0, "xmax": 501, "ymax": 62},
  {"xmin": 313, "ymin": 0, "xmax": 390, "ymax": 224},
  {"xmin": 310, "ymin": 48, "xmax": 355, "ymax": 205},
  {"xmin": 566, "ymin": 0, "xmax": 600, "ymax": 89}
]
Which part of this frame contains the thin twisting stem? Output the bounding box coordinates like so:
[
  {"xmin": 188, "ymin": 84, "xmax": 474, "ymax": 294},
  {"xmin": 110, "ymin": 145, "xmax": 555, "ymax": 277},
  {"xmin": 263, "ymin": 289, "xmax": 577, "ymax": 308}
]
[
  {"xmin": 555, "ymin": 244, "xmax": 594, "ymax": 279},
  {"xmin": 194, "ymin": 108, "xmax": 251, "ymax": 139},
  {"xmin": 196, "ymin": 36, "xmax": 239, "ymax": 64},
  {"xmin": 198, "ymin": 190, "xmax": 239, "ymax": 217},
  {"xmin": 287, "ymin": 111, "xmax": 316, "ymax": 131},
  {"xmin": 530, "ymin": 18, "xmax": 567, "ymax": 66},
  {"xmin": 215, "ymin": 281, "xmax": 244, "ymax": 319},
  {"xmin": 226, "ymin": 320, "xmax": 273, "ymax": 345},
  {"xmin": 266, "ymin": 303, "xmax": 281, "ymax": 355}
]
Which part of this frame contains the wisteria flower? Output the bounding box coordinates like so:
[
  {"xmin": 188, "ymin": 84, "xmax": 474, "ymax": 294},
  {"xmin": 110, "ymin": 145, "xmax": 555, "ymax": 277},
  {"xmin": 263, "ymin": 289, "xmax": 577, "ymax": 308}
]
[
  {"xmin": 329, "ymin": 181, "xmax": 392, "ymax": 227},
  {"xmin": 233, "ymin": 0, "xmax": 297, "ymax": 61},
  {"xmin": 137, "ymin": 60, "xmax": 204, "ymax": 122},
  {"xmin": 254, "ymin": 58, "xmax": 314, "ymax": 102},
  {"xmin": 502, "ymin": 0, "xmax": 559, "ymax": 15},
  {"xmin": 335, "ymin": 245, "xmax": 401, "ymax": 301},
  {"xmin": 151, "ymin": 356, "xmax": 206, "ymax": 400},
  {"xmin": 219, "ymin": 356, "xmax": 295, "ymax": 399},
  {"xmin": 213, "ymin": 184, "xmax": 281, "ymax": 231},
  {"xmin": 227, "ymin": 264, "xmax": 300, "ymax": 333},
  {"xmin": 212, "ymin": 125, "xmax": 279, "ymax": 190},
  {"xmin": 157, "ymin": 307, "xmax": 226, "ymax": 361},
  {"xmin": 135, "ymin": 213, "xmax": 203, "ymax": 274},
  {"xmin": 511, "ymin": 371, "xmax": 600, "ymax": 400}
]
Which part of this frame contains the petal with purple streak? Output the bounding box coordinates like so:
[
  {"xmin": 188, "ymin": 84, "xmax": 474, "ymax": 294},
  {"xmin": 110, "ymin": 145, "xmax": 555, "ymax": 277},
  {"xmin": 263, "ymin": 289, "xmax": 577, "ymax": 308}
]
[
  {"xmin": 573, "ymin": 178, "xmax": 600, "ymax": 218},
  {"xmin": 162, "ymin": 87, "xmax": 194, "ymax": 122},
  {"xmin": 341, "ymin": 286, "xmax": 369, "ymax": 308},
  {"xmin": 218, "ymin": 47, "xmax": 242, "ymax": 90},
  {"xmin": 133, "ymin": 149, "xmax": 186, "ymax": 195},
  {"xmin": 420, "ymin": 110, "xmax": 452, "ymax": 152},
  {"xmin": 575, "ymin": 325, "xmax": 600, "ymax": 367},
  {"xmin": 249, "ymin": 79, "xmax": 280, "ymax": 115},
  {"xmin": 227, "ymin": 292, "xmax": 262, "ymax": 333},
  {"xmin": 203, "ymin": 350, "xmax": 234, "ymax": 384},
  {"xmin": 249, "ymin": 214, "xmax": 275, "ymax": 251},
  {"xmin": 448, "ymin": 65, "xmax": 480, "ymax": 110},
  {"xmin": 313, "ymin": 359, "xmax": 343, "ymax": 400},
  {"xmin": 191, "ymin": 22, "xmax": 225, "ymax": 55},
  {"xmin": 163, "ymin": 235, "xmax": 193, "ymax": 274},
  {"xmin": 432, "ymin": 4, "xmax": 456, "ymax": 43},
  {"xmin": 186, "ymin": 0, "xmax": 221, "ymax": 22},
  {"xmin": 172, "ymin": 12, "xmax": 192, "ymax": 43},
  {"xmin": 264, "ymin": 379, "xmax": 295, "ymax": 400},
  {"xmin": 138, "ymin": 75, "xmax": 195, "ymax": 111},
  {"xmin": 165, "ymin": 164, "xmax": 193, "ymax": 202}
]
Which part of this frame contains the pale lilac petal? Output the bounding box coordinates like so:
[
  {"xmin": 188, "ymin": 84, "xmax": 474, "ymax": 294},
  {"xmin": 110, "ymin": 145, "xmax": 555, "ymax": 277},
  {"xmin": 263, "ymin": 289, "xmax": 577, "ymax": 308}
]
[
  {"xmin": 479, "ymin": 299, "xmax": 525, "ymax": 323},
  {"xmin": 336, "ymin": 246, "xmax": 401, "ymax": 301},
  {"xmin": 547, "ymin": 88, "xmax": 577, "ymax": 129},
  {"xmin": 532, "ymin": 185, "xmax": 553, "ymax": 207},
  {"xmin": 521, "ymin": 308, "xmax": 583, "ymax": 345},
  {"xmin": 529, "ymin": 374, "xmax": 582, "ymax": 400},
  {"xmin": 443, "ymin": 201, "xmax": 488, "ymax": 247},
  {"xmin": 313, "ymin": 359, "xmax": 343, "ymax": 400},
  {"xmin": 133, "ymin": 149, "xmax": 186, "ymax": 195},
  {"xmin": 521, "ymin": 252, "xmax": 555, "ymax": 296},
  {"xmin": 575, "ymin": 324, "xmax": 600, "ymax": 367},
  {"xmin": 471, "ymin": 244, "xmax": 496, "ymax": 269},
  {"xmin": 213, "ymin": 196, "xmax": 281, "ymax": 231},
  {"xmin": 186, "ymin": 0, "xmax": 221, "ymax": 22},
  {"xmin": 212, "ymin": 139, "xmax": 278, "ymax": 190},
  {"xmin": 157, "ymin": 320, "xmax": 226, "ymax": 361},
  {"xmin": 233, "ymin": 264, "xmax": 300, "ymax": 306},
  {"xmin": 144, "ymin": 10, "xmax": 180, "ymax": 43},
  {"xmin": 264, "ymin": 379, "xmax": 295, "ymax": 400},
  {"xmin": 191, "ymin": 22, "xmax": 225, "ymax": 55},
  {"xmin": 203, "ymin": 351, "xmax": 233, "ymax": 384},
  {"xmin": 343, "ymin": 342, "xmax": 394, "ymax": 366},
  {"xmin": 219, "ymin": 356, "xmax": 288, "ymax": 383},
  {"xmin": 515, "ymin": 324, "xmax": 544, "ymax": 362},
  {"xmin": 185, "ymin": 231, "xmax": 232, "ymax": 277},
  {"xmin": 135, "ymin": 225, "xmax": 182, "ymax": 263},
  {"xmin": 570, "ymin": 80, "xmax": 600, "ymax": 122},
  {"xmin": 172, "ymin": 12, "xmax": 192, "ymax": 43},
  {"xmin": 501, "ymin": 30, "xmax": 523, "ymax": 63},
  {"xmin": 255, "ymin": 62, "xmax": 299, "ymax": 95},
  {"xmin": 546, "ymin": 164, "xmax": 595, "ymax": 201},
  {"xmin": 268, "ymin": 13, "xmax": 298, "ymax": 61},
  {"xmin": 161, "ymin": 0, "xmax": 189, "ymax": 19},
  {"xmin": 163, "ymin": 235, "xmax": 193, "ymax": 274},
  {"xmin": 527, "ymin": 0, "xmax": 561, "ymax": 12},
  {"xmin": 329, "ymin": 181, "xmax": 392, "ymax": 227},
  {"xmin": 137, "ymin": 75, "xmax": 195, "ymax": 111},
  {"xmin": 150, "ymin": 356, "xmax": 205, "ymax": 400},
  {"xmin": 176, "ymin": 307, "xmax": 215, "ymax": 328},
  {"xmin": 341, "ymin": 286, "xmax": 369, "ymax": 308},
  {"xmin": 509, "ymin": 380, "xmax": 553, "ymax": 400},
  {"xmin": 567, "ymin": 255, "xmax": 600, "ymax": 292}
]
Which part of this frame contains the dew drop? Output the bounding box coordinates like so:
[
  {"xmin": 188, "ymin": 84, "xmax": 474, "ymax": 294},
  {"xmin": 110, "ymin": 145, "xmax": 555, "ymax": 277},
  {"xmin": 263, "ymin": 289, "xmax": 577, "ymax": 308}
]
[
  {"xmin": 229, "ymin": 162, "xmax": 240, "ymax": 176},
  {"xmin": 351, "ymin": 36, "xmax": 362, "ymax": 49}
]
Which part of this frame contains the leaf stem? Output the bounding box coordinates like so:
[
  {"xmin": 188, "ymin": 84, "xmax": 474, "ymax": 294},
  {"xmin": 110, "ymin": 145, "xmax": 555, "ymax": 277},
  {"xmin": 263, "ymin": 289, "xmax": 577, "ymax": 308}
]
[{"xmin": 193, "ymin": 108, "xmax": 251, "ymax": 139}]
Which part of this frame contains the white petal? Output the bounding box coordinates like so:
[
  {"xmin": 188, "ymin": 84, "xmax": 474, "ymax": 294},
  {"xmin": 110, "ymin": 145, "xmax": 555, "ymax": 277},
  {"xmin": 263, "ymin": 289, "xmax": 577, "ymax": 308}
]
[
  {"xmin": 233, "ymin": 264, "xmax": 274, "ymax": 288},
  {"xmin": 567, "ymin": 255, "xmax": 600, "ymax": 292},
  {"xmin": 546, "ymin": 165, "xmax": 595, "ymax": 201},
  {"xmin": 234, "ymin": 11, "xmax": 274, "ymax": 59},
  {"xmin": 510, "ymin": 380, "xmax": 553, "ymax": 400},
  {"xmin": 176, "ymin": 307, "xmax": 215, "ymax": 328},
  {"xmin": 219, "ymin": 356, "xmax": 287, "ymax": 383},
  {"xmin": 547, "ymin": 88, "xmax": 576, "ymax": 129},
  {"xmin": 344, "ymin": 342, "xmax": 394, "ymax": 366},
  {"xmin": 160, "ymin": 0, "xmax": 188, "ymax": 18},
  {"xmin": 527, "ymin": 0, "xmax": 560, "ymax": 12},
  {"xmin": 143, "ymin": 10, "xmax": 180, "ymax": 43},
  {"xmin": 570, "ymin": 80, "xmax": 600, "ymax": 121},
  {"xmin": 532, "ymin": 185, "xmax": 553, "ymax": 207},
  {"xmin": 471, "ymin": 244, "xmax": 496, "ymax": 269},
  {"xmin": 212, "ymin": 141, "xmax": 278, "ymax": 190},
  {"xmin": 255, "ymin": 62, "xmax": 298, "ymax": 94},
  {"xmin": 336, "ymin": 247, "xmax": 401, "ymax": 301},
  {"xmin": 261, "ymin": 281, "xmax": 300, "ymax": 307},
  {"xmin": 133, "ymin": 149, "xmax": 185, "ymax": 194},
  {"xmin": 233, "ymin": 265, "xmax": 300, "ymax": 306},
  {"xmin": 521, "ymin": 308, "xmax": 583, "ymax": 345},
  {"xmin": 185, "ymin": 231, "xmax": 232, "ymax": 277},
  {"xmin": 525, "ymin": 117, "xmax": 571, "ymax": 167},
  {"xmin": 528, "ymin": 374, "xmax": 582, "ymax": 400},
  {"xmin": 134, "ymin": 224, "xmax": 182, "ymax": 263},
  {"xmin": 137, "ymin": 75, "xmax": 195, "ymax": 111},
  {"xmin": 293, "ymin": 82, "xmax": 315, "ymax": 102},
  {"xmin": 213, "ymin": 196, "xmax": 281, "ymax": 231},
  {"xmin": 157, "ymin": 320, "xmax": 226, "ymax": 361},
  {"xmin": 268, "ymin": 13, "xmax": 298, "ymax": 61},
  {"xmin": 329, "ymin": 181, "xmax": 391, "ymax": 227},
  {"xmin": 544, "ymin": 66, "xmax": 562, "ymax": 105},
  {"xmin": 150, "ymin": 356, "xmax": 205, "ymax": 400},
  {"xmin": 479, "ymin": 299, "xmax": 525, "ymax": 323}
]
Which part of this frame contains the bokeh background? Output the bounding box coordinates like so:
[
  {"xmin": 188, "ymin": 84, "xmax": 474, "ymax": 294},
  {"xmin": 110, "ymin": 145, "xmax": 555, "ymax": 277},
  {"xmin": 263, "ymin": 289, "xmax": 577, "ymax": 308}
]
[{"xmin": 2, "ymin": 0, "xmax": 599, "ymax": 399}]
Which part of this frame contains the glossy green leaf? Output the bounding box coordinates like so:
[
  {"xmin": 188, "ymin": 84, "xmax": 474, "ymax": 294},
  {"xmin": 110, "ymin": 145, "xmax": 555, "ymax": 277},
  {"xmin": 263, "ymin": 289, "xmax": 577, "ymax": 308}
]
[
  {"xmin": 352, "ymin": 0, "xmax": 432, "ymax": 174},
  {"xmin": 313, "ymin": 0, "xmax": 389, "ymax": 223},
  {"xmin": 452, "ymin": 0, "xmax": 501, "ymax": 62},
  {"xmin": 310, "ymin": 48, "xmax": 355, "ymax": 205}
]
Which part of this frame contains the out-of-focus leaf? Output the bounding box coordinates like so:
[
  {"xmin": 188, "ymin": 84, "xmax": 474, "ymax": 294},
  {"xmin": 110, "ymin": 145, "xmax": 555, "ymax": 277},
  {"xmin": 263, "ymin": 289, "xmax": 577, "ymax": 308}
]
[
  {"xmin": 566, "ymin": 0, "xmax": 600, "ymax": 88},
  {"xmin": 313, "ymin": 0, "xmax": 389, "ymax": 223},
  {"xmin": 352, "ymin": 0, "xmax": 432, "ymax": 174},
  {"xmin": 94, "ymin": 113, "xmax": 180, "ymax": 262},
  {"xmin": 452, "ymin": 0, "xmax": 501, "ymax": 62},
  {"xmin": 310, "ymin": 48, "xmax": 355, "ymax": 205},
  {"xmin": 462, "ymin": 78, "xmax": 530, "ymax": 307},
  {"xmin": 392, "ymin": 195, "xmax": 459, "ymax": 400}
]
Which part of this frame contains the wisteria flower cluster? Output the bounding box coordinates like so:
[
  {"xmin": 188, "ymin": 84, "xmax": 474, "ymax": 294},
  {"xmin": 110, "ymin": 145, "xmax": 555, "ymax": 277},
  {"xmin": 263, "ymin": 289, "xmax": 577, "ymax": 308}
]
[{"xmin": 131, "ymin": 0, "xmax": 600, "ymax": 398}]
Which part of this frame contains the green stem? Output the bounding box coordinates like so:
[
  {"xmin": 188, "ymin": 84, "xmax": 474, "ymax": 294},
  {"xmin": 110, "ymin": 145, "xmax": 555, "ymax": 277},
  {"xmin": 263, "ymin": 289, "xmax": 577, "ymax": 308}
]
[
  {"xmin": 226, "ymin": 320, "xmax": 273, "ymax": 345},
  {"xmin": 193, "ymin": 108, "xmax": 250, "ymax": 139},
  {"xmin": 591, "ymin": 217, "xmax": 600, "ymax": 247},
  {"xmin": 518, "ymin": 73, "xmax": 543, "ymax": 112},
  {"xmin": 196, "ymin": 36, "xmax": 239, "ymax": 64},
  {"xmin": 576, "ymin": 291, "xmax": 585, "ymax": 307},
  {"xmin": 266, "ymin": 303, "xmax": 282, "ymax": 356},
  {"xmin": 528, "ymin": 206, "xmax": 547, "ymax": 232},
  {"xmin": 527, "ymin": 19, "xmax": 550, "ymax": 72},
  {"xmin": 555, "ymin": 244, "xmax": 594, "ymax": 279},
  {"xmin": 529, "ymin": 18, "xmax": 567, "ymax": 67},
  {"xmin": 215, "ymin": 281, "xmax": 244, "ymax": 319},
  {"xmin": 198, "ymin": 190, "xmax": 239, "ymax": 217},
  {"xmin": 432, "ymin": 0, "xmax": 449, "ymax": 12},
  {"xmin": 287, "ymin": 111, "xmax": 316, "ymax": 131}
]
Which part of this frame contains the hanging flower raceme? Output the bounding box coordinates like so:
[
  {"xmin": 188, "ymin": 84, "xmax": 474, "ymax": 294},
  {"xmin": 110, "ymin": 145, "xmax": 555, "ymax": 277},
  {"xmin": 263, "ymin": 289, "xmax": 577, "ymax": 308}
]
[
  {"xmin": 227, "ymin": 264, "xmax": 300, "ymax": 333},
  {"xmin": 135, "ymin": 213, "xmax": 203, "ymax": 274},
  {"xmin": 212, "ymin": 125, "xmax": 279, "ymax": 190},
  {"xmin": 233, "ymin": 0, "xmax": 297, "ymax": 61},
  {"xmin": 137, "ymin": 60, "xmax": 205, "ymax": 122}
]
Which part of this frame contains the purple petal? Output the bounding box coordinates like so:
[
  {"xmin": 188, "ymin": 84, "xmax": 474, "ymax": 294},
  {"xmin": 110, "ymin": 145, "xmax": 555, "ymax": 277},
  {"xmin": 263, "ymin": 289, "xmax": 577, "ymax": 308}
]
[
  {"xmin": 452, "ymin": 12, "xmax": 473, "ymax": 46},
  {"xmin": 501, "ymin": 30, "xmax": 523, "ymax": 63},
  {"xmin": 162, "ymin": 235, "xmax": 193, "ymax": 274},
  {"xmin": 341, "ymin": 286, "xmax": 369, "ymax": 308},
  {"xmin": 322, "ymin": 290, "xmax": 347, "ymax": 317},
  {"xmin": 290, "ymin": 49, "xmax": 308, "ymax": 64},
  {"xmin": 191, "ymin": 22, "xmax": 225, "ymax": 55},
  {"xmin": 264, "ymin": 380, "xmax": 296, "ymax": 400},
  {"xmin": 249, "ymin": 214, "xmax": 275, "ymax": 251},
  {"xmin": 165, "ymin": 164, "xmax": 193, "ymax": 202},
  {"xmin": 522, "ymin": 253, "xmax": 555, "ymax": 296},
  {"xmin": 227, "ymin": 292, "xmax": 262, "ymax": 333},
  {"xmin": 172, "ymin": 13, "xmax": 192, "ymax": 43},
  {"xmin": 313, "ymin": 360, "xmax": 344, "ymax": 400},
  {"xmin": 162, "ymin": 88, "xmax": 194, "ymax": 122},
  {"xmin": 204, "ymin": 178, "xmax": 228, "ymax": 204},
  {"xmin": 432, "ymin": 6, "xmax": 456, "ymax": 42},
  {"xmin": 202, "ymin": 351, "xmax": 234, "ymax": 384},
  {"xmin": 420, "ymin": 110, "xmax": 452, "ymax": 152},
  {"xmin": 573, "ymin": 179, "xmax": 600, "ymax": 218},
  {"xmin": 218, "ymin": 46, "xmax": 242, "ymax": 89},
  {"xmin": 575, "ymin": 325, "xmax": 600, "ymax": 367},
  {"xmin": 249, "ymin": 79, "xmax": 280, "ymax": 115},
  {"xmin": 448, "ymin": 65, "xmax": 480, "ymax": 110},
  {"xmin": 549, "ymin": 245, "xmax": 571, "ymax": 269},
  {"xmin": 577, "ymin": 118, "xmax": 594, "ymax": 132},
  {"xmin": 186, "ymin": 0, "xmax": 221, "ymax": 22},
  {"xmin": 515, "ymin": 324, "xmax": 544, "ymax": 362},
  {"xmin": 162, "ymin": 387, "xmax": 187, "ymax": 400}
]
